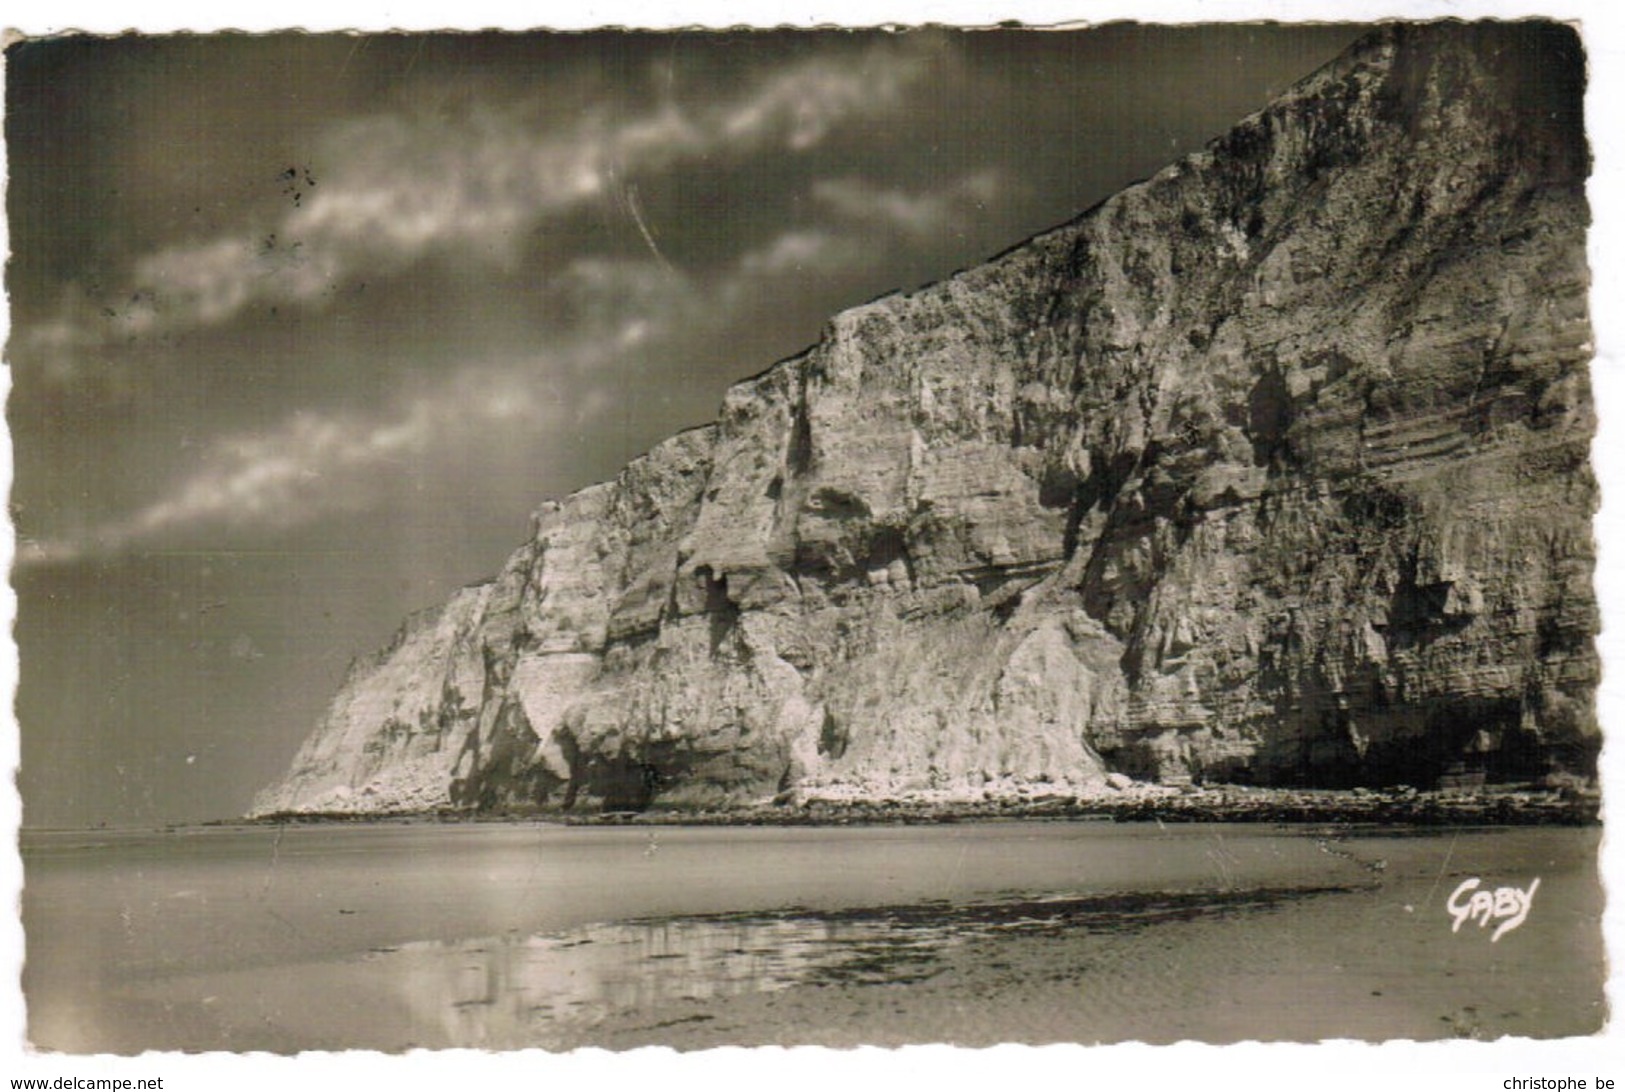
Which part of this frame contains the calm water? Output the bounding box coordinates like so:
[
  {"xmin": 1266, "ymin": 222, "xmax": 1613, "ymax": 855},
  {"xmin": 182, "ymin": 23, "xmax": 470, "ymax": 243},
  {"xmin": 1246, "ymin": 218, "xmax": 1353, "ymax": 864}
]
[{"xmin": 20, "ymin": 821, "xmax": 1605, "ymax": 1051}]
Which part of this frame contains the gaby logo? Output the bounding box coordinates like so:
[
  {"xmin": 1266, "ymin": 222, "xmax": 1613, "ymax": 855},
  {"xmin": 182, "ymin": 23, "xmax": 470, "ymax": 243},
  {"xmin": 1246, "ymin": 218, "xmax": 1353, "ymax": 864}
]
[{"xmin": 1447, "ymin": 877, "xmax": 1540, "ymax": 942}]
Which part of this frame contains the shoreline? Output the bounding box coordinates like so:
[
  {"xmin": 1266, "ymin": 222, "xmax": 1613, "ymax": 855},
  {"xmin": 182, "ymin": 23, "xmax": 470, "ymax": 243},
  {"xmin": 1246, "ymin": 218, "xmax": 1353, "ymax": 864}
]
[
  {"xmin": 23, "ymin": 819, "xmax": 1603, "ymax": 1050},
  {"xmin": 243, "ymin": 781, "xmax": 1601, "ymax": 829}
]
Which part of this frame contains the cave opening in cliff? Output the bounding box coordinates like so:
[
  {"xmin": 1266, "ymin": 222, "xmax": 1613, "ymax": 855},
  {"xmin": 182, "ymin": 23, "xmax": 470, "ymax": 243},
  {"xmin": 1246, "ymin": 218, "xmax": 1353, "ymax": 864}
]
[
  {"xmin": 1361, "ymin": 698, "xmax": 1534, "ymax": 789},
  {"xmin": 597, "ymin": 757, "xmax": 666, "ymax": 814}
]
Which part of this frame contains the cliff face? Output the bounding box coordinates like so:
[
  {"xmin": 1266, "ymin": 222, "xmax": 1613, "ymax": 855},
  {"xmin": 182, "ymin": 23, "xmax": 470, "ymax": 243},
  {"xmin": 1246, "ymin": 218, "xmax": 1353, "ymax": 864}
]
[{"xmin": 252, "ymin": 22, "xmax": 1595, "ymax": 817}]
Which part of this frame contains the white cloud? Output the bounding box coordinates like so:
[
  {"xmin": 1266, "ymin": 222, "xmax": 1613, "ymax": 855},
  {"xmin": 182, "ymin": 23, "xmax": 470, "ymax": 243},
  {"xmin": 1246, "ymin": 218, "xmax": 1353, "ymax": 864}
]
[
  {"xmin": 811, "ymin": 169, "xmax": 1007, "ymax": 241},
  {"xmin": 14, "ymin": 403, "xmax": 423, "ymax": 566},
  {"xmin": 18, "ymin": 209, "xmax": 879, "ymax": 566},
  {"xmin": 19, "ymin": 255, "xmax": 700, "ymax": 564},
  {"xmin": 27, "ymin": 365, "xmax": 559, "ymax": 561},
  {"xmin": 726, "ymin": 170, "xmax": 1009, "ymax": 285},
  {"xmin": 110, "ymin": 399, "xmax": 432, "ymax": 542},
  {"xmin": 553, "ymin": 257, "xmax": 692, "ymax": 316},
  {"xmin": 20, "ymin": 40, "xmax": 938, "ymax": 371},
  {"xmin": 129, "ymin": 235, "xmax": 342, "ymax": 333},
  {"xmin": 735, "ymin": 229, "xmax": 875, "ymax": 277},
  {"xmin": 720, "ymin": 47, "xmax": 926, "ymax": 151}
]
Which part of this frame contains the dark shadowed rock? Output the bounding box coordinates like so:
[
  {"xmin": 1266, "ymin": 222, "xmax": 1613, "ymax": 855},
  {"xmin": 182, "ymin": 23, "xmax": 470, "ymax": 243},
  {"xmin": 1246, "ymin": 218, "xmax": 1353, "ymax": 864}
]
[{"xmin": 252, "ymin": 22, "xmax": 1595, "ymax": 818}]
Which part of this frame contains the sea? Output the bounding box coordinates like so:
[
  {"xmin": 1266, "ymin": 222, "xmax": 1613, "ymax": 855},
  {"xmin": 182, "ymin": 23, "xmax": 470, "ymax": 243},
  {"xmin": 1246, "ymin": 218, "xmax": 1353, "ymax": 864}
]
[{"xmin": 19, "ymin": 820, "xmax": 1605, "ymax": 1052}]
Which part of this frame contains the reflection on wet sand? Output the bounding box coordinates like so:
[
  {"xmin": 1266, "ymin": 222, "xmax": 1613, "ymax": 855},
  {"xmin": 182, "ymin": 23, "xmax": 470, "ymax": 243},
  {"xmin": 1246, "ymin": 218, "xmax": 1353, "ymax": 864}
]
[
  {"xmin": 24, "ymin": 823, "xmax": 1602, "ymax": 1051},
  {"xmin": 384, "ymin": 887, "xmax": 1355, "ymax": 1049}
]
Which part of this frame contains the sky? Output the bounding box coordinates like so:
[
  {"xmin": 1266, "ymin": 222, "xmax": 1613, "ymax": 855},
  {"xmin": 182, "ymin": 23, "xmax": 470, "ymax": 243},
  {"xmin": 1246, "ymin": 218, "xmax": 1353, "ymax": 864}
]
[{"xmin": 6, "ymin": 24, "xmax": 1372, "ymax": 827}]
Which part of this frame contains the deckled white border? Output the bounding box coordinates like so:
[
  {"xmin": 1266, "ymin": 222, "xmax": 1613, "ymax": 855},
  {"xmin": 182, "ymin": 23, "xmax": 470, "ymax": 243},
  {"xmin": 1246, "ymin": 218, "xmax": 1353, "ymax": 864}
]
[{"xmin": 1, "ymin": 0, "xmax": 1619, "ymax": 1088}]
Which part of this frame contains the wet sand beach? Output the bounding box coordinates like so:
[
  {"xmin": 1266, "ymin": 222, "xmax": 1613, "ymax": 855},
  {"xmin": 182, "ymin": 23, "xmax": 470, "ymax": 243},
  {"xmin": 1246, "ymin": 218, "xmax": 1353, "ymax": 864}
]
[{"xmin": 21, "ymin": 821, "xmax": 1604, "ymax": 1052}]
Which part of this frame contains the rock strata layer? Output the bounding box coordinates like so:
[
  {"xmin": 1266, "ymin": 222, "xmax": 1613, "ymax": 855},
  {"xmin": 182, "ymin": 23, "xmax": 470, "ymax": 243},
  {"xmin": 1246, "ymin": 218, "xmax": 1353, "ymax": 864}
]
[{"xmin": 252, "ymin": 22, "xmax": 1595, "ymax": 818}]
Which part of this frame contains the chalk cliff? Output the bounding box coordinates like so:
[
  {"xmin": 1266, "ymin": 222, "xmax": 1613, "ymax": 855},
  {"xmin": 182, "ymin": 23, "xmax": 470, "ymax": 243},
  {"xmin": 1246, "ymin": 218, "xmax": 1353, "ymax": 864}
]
[{"xmin": 252, "ymin": 22, "xmax": 1595, "ymax": 817}]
